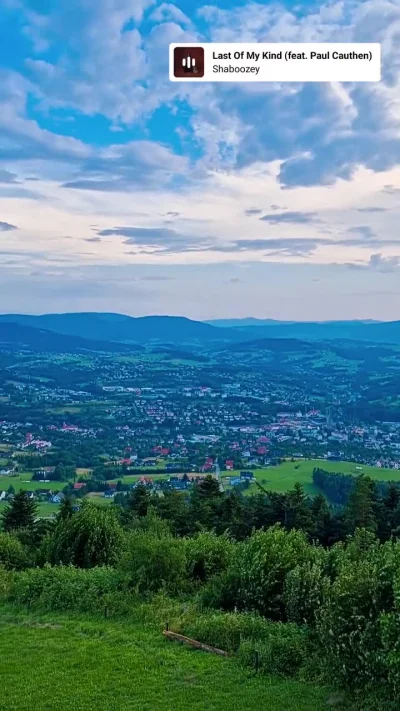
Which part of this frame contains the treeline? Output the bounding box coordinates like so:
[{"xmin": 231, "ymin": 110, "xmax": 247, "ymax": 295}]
[
  {"xmin": 114, "ymin": 475, "xmax": 400, "ymax": 546},
  {"xmin": 3, "ymin": 485, "xmax": 400, "ymax": 706},
  {"xmin": 313, "ymin": 467, "xmax": 399, "ymax": 505}
]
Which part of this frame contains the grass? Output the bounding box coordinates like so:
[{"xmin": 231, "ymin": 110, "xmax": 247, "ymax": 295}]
[
  {"xmin": 0, "ymin": 501, "xmax": 59, "ymax": 518},
  {"xmin": 0, "ymin": 473, "xmax": 65, "ymax": 492},
  {"xmin": 0, "ymin": 607, "xmax": 335, "ymax": 711},
  {"xmin": 222, "ymin": 459, "xmax": 400, "ymax": 496},
  {"xmin": 109, "ymin": 473, "xmax": 169, "ymax": 485}
]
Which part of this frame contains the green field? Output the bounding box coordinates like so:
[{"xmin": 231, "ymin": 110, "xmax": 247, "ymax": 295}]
[
  {"xmin": 0, "ymin": 608, "xmax": 334, "ymax": 711},
  {"xmin": 0, "ymin": 473, "xmax": 65, "ymax": 492},
  {"xmin": 0, "ymin": 501, "xmax": 59, "ymax": 518},
  {"xmin": 109, "ymin": 473, "xmax": 169, "ymax": 485},
  {"xmin": 222, "ymin": 459, "xmax": 400, "ymax": 496}
]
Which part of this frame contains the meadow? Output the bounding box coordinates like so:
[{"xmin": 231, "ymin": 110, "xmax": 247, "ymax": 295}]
[
  {"xmin": 0, "ymin": 473, "xmax": 65, "ymax": 492},
  {"xmin": 0, "ymin": 607, "xmax": 334, "ymax": 711},
  {"xmin": 222, "ymin": 459, "xmax": 399, "ymax": 496},
  {"xmin": 0, "ymin": 501, "xmax": 58, "ymax": 518},
  {"xmin": 1, "ymin": 457, "xmax": 399, "ymax": 519}
]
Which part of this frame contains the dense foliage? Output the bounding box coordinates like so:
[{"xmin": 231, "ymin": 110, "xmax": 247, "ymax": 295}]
[{"xmin": 4, "ymin": 480, "xmax": 400, "ymax": 707}]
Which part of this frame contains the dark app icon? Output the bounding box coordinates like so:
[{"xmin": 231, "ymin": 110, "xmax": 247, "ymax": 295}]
[{"xmin": 174, "ymin": 47, "xmax": 205, "ymax": 78}]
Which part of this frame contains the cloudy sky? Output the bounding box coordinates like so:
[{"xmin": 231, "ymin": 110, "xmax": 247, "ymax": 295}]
[{"xmin": 0, "ymin": 0, "xmax": 399, "ymax": 320}]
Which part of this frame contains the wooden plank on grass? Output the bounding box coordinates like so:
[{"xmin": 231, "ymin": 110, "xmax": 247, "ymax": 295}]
[{"xmin": 163, "ymin": 630, "xmax": 229, "ymax": 657}]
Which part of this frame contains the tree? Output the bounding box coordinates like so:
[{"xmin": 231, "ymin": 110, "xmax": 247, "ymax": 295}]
[
  {"xmin": 190, "ymin": 475, "xmax": 222, "ymax": 530},
  {"xmin": 126, "ymin": 484, "xmax": 151, "ymax": 518},
  {"xmin": 0, "ymin": 531, "xmax": 29, "ymax": 570},
  {"xmin": 284, "ymin": 483, "xmax": 314, "ymax": 535},
  {"xmin": 197, "ymin": 475, "xmax": 222, "ymax": 500},
  {"xmin": 345, "ymin": 476, "xmax": 377, "ymax": 534},
  {"xmin": 54, "ymin": 463, "xmax": 66, "ymax": 481},
  {"xmin": 57, "ymin": 496, "xmax": 74, "ymax": 522},
  {"xmin": 1, "ymin": 490, "xmax": 38, "ymax": 532},
  {"xmin": 155, "ymin": 490, "xmax": 192, "ymax": 536},
  {"xmin": 49, "ymin": 500, "xmax": 124, "ymax": 568},
  {"xmin": 310, "ymin": 494, "xmax": 333, "ymax": 546},
  {"xmin": 380, "ymin": 485, "xmax": 400, "ymax": 541},
  {"xmin": 217, "ymin": 490, "xmax": 248, "ymax": 540}
]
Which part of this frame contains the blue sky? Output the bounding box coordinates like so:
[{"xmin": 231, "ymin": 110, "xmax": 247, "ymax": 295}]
[{"xmin": 0, "ymin": 0, "xmax": 399, "ymax": 320}]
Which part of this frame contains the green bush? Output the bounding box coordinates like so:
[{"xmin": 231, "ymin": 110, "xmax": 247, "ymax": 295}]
[
  {"xmin": 198, "ymin": 568, "xmax": 240, "ymax": 611},
  {"xmin": 0, "ymin": 531, "xmax": 30, "ymax": 570},
  {"xmin": 118, "ymin": 530, "xmax": 188, "ymax": 595},
  {"xmin": 9, "ymin": 565, "xmax": 125, "ymax": 612},
  {"xmin": 0, "ymin": 566, "xmax": 14, "ymax": 602},
  {"xmin": 316, "ymin": 532, "xmax": 397, "ymax": 690},
  {"xmin": 182, "ymin": 611, "xmax": 277, "ymax": 653},
  {"xmin": 49, "ymin": 501, "xmax": 125, "ymax": 568},
  {"xmin": 237, "ymin": 623, "xmax": 309, "ymax": 677},
  {"xmin": 284, "ymin": 560, "xmax": 329, "ymax": 625},
  {"xmin": 227, "ymin": 525, "xmax": 321, "ymax": 620},
  {"xmin": 185, "ymin": 531, "xmax": 234, "ymax": 583},
  {"xmin": 379, "ymin": 560, "xmax": 400, "ymax": 700}
]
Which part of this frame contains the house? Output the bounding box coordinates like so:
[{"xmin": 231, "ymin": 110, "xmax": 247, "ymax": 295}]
[
  {"xmin": 104, "ymin": 490, "xmax": 115, "ymax": 498},
  {"xmin": 49, "ymin": 494, "xmax": 63, "ymax": 504},
  {"xmin": 73, "ymin": 482, "xmax": 86, "ymax": 491},
  {"xmin": 240, "ymin": 471, "xmax": 254, "ymax": 480},
  {"xmin": 225, "ymin": 460, "xmax": 234, "ymax": 471}
]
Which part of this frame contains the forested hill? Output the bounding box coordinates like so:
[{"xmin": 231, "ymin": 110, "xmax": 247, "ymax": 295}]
[
  {"xmin": 2, "ymin": 312, "xmax": 400, "ymax": 345},
  {"xmin": 0, "ymin": 322, "xmax": 142, "ymax": 353}
]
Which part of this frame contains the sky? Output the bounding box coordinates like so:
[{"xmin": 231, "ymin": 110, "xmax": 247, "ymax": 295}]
[{"xmin": 0, "ymin": 0, "xmax": 400, "ymax": 320}]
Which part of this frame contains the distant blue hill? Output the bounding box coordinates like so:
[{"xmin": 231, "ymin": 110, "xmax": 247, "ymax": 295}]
[
  {"xmin": 207, "ymin": 318, "xmax": 381, "ymax": 328},
  {"xmin": 0, "ymin": 313, "xmax": 398, "ymax": 346},
  {"xmin": 0, "ymin": 321, "xmax": 143, "ymax": 353},
  {"xmin": 0, "ymin": 313, "xmax": 225, "ymax": 346}
]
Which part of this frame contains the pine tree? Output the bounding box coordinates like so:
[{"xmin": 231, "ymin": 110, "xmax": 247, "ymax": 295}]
[
  {"xmin": 345, "ymin": 476, "xmax": 377, "ymax": 533},
  {"xmin": 310, "ymin": 494, "xmax": 333, "ymax": 546},
  {"xmin": 284, "ymin": 483, "xmax": 314, "ymax": 534},
  {"xmin": 2, "ymin": 490, "xmax": 38, "ymax": 532},
  {"xmin": 197, "ymin": 475, "xmax": 222, "ymax": 500},
  {"xmin": 57, "ymin": 496, "xmax": 74, "ymax": 522},
  {"xmin": 126, "ymin": 483, "xmax": 151, "ymax": 517}
]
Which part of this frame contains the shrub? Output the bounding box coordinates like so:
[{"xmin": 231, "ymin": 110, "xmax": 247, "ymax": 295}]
[
  {"xmin": 180, "ymin": 608, "xmax": 308, "ymax": 677},
  {"xmin": 118, "ymin": 530, "xmax": 187, "ymax": 595},
  {"xmin": 0, "ymin": 566, "xmax": 14, "ymax": 602},
  {"xmin": 0, "ymin": 531, "xmax": 30, "ymax": 571},
  {"xmin": 198, "ymin": 568, "xmax": 240, "ymax": 611},
  {"xmin": 379, "ymin": 560, "xmax": 400, "ymax": 700},
  {"xmin": 227, "ymin": 525, "xmax": 321, "ymax": 620},
  {"xmin": 284, "ymin": 560, "xmax": 329, "ymax": 625},
  {"xmin": 182, "ymin": 611, "xmax": 277, "ymax": 653},
  {"xmin": 10, "ymin": 565, "xmax": 124, "ymax": 612},
  {"xmin": 185, "ymin": 532, "xmax": 234, "ymax": 583},
  {"xmin": 316, "ymin": 533, "xmax": 397, "ymax": 690},
  {"xmin": 49, "ymin": 500, "xmax": 125, "ymax": 568},
  {"xmin": 237, "ymin": 623, "xmax": 309, "ymax": 677}
]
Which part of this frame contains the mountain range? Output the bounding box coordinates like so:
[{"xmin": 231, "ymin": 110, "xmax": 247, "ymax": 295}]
[{"xmin": 0, "ymin": 312, "xmax": 400, "ymax": 350}]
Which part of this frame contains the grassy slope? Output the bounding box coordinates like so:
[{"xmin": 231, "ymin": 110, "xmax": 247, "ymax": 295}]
[{"xmin": 0, "ymin": 609, "xmax": 333, "ymax": 711}]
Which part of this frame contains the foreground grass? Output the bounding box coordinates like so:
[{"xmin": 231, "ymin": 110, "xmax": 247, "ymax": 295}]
[{"xmin": 0, "ymin": 607, "xmax": 335, "ymax": 711}]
